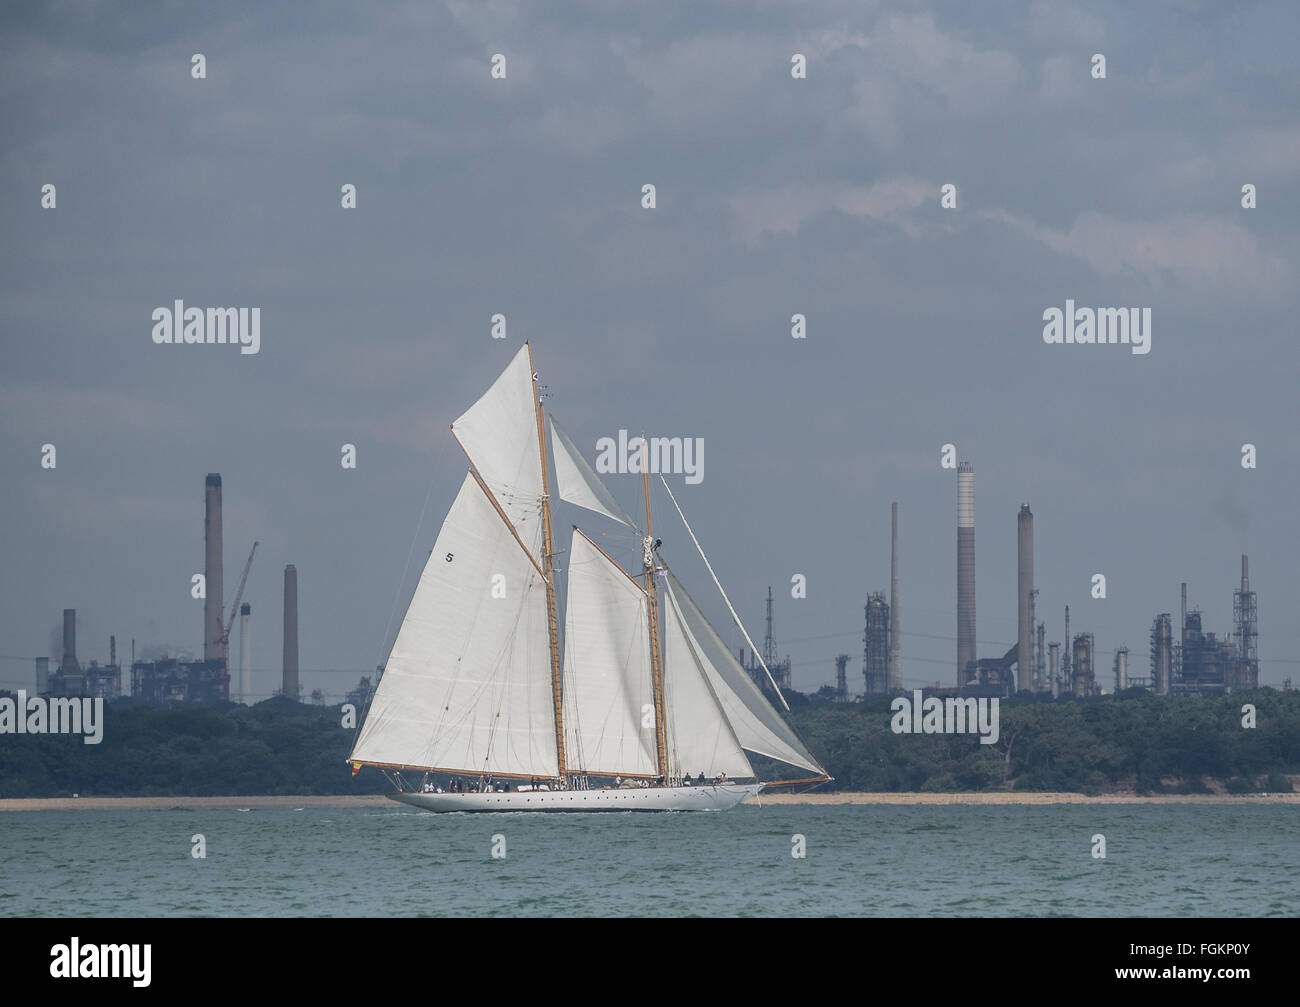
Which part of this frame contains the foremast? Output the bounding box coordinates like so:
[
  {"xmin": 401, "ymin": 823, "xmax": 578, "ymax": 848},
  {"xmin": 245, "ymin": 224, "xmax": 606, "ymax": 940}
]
[
  {"xmin": 641, "ymin": 440, "xmax": 668, "ymax": 780},
  {"xmin": 529, "ymin": 343, "xmax": 567, "ymax": 781}
]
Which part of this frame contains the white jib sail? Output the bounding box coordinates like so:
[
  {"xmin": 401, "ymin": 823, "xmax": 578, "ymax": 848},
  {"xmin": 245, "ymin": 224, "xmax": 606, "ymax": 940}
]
[
  {"xmin": 351, "ymin": 472, "xmax": 559, "ymax": 777},
  {"xmin": 549, "ymin": 415, "xmax": 636, "ymax": 529},
  {"xmin": 662, "ymin": 587, "xmax": 754, "ymax": 781},
  {"xmin": 561, "ymin": 530, "xmax": 659, "ymax": 777},
  {"xmin": 451, "ymin": 344, "xmax": 546, "ymax": 542},
  {"xmin": 663, "ymin": 570, "xmax": 826, "ymax": 777}
]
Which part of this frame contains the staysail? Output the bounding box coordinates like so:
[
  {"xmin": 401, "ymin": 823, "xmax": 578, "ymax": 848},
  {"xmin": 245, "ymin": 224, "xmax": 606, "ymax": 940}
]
[
  {"xmin": 350, "ymin": 472, "xmax": 559, "ymax": 777},
  {"xmin": 560, "ymin": 530, "xmax": 658, "ymax": 776},
  {"xmin": 663, "ymin": 569, "xmax": 827, "ymax": 777},
  {"xmin": 549, "ymin": 416, "xmax": 637, "ymax": 529},
  {"xmin": 662, "ymin": 587, "xmax": 754, "ymax": 780}
]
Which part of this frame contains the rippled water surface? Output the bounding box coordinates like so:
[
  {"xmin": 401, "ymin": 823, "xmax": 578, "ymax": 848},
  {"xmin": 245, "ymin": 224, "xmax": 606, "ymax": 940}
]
[{"xmin": 2, "ymin": 803, "xmax": 1295, "ymax": 916}]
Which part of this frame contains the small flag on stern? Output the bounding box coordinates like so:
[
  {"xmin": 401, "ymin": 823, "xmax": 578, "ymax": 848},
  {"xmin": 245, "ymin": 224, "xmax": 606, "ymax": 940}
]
[{"xmin": 351, "ymin": 762, "xmax": 362, "ymax": 776}]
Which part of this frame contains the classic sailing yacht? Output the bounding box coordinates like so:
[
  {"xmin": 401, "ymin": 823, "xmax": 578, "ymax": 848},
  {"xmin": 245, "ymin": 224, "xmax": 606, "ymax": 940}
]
[{"xmin": 348, "ymin": 344, "xmax": 829, "ymax": 812}]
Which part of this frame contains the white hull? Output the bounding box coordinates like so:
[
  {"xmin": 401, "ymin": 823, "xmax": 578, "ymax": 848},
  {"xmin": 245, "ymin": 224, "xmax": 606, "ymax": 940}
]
[{"xmin": 389, "ymin": 783, "xmax": 762, "ymax": 813}]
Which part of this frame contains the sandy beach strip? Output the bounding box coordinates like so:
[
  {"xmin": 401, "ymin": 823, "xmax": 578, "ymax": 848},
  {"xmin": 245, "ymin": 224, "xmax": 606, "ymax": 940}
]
[
  {"xmin": 1, "ymin": 792, "xmax": 1296, "ymax": 811},
  {"xmin": 746, "ymin": 792, "xmax": 1300, "ymax": 805},
  {"xmin": 0, "ymin": 795, "xmax": 394, "ymax": 812}
]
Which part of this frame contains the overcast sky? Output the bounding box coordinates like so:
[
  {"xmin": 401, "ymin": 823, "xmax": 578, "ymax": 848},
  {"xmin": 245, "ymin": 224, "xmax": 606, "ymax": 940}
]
[{"xmin": 2, "ymin": 0, "xmax": 1297, "ymax": 700}]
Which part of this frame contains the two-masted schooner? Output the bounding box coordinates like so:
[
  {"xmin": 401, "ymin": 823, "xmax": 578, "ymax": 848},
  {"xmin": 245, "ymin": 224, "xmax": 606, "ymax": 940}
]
[{"xmin": 348, "ymin": 344, "xmax": 828, "ymax": 811}]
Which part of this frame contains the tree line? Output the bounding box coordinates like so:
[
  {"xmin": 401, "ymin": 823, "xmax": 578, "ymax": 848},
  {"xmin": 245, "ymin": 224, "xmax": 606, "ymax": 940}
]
[{"xmin": 1, "ymin": 689, "xmax": 1296, "ymax": 797}]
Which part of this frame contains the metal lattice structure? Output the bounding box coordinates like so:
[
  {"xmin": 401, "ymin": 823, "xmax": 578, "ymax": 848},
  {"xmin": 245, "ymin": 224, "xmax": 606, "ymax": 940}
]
[
  {"xmin": 1234, "ymin": 554, "xmax": 1258, "ymax": 679},
  {"xmin": 834, "ymin": 654, "xmax": 849, "ymax": 701},
  {"xmin": 863, "ymin": 592, "xmax": 890, "ymax": 694}
]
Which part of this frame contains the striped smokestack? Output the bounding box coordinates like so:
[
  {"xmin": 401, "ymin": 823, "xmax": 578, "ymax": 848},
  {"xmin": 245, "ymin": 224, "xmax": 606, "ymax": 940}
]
[
  {"xmin": 204, "ymin": 474, "xmax": 225, "ymax": 663},
  {"xmin": 1017, "ymin": 504, "xmax": 1034, "ymax": 693},
  {"xmin": 283, "ymin": 565, "xmax": 298, "ymax": 701},
  {"xmin": 957, "ymin": 462, "xmax": 975, "ymax": 685},
  {"xmin": 889, "ymin": 501, "xmax": 901, "ymax": 691}
]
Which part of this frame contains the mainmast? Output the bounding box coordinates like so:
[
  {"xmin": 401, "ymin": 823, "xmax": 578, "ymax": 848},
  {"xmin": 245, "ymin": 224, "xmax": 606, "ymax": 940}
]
[
  {"xmin": 530, "ymin": 344, "xmax": 567, "ymax": 780},
  {"xmin": 642, "ymin": 440, "xmax": 668, "ymax": 780}
]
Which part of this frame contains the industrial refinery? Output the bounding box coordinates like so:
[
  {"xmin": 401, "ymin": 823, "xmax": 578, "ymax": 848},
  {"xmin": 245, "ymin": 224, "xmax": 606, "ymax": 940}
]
[
  {"xmin": 32, "ymin": 474, "xmax": 311, "ymax": 709},
  {"xmin": 851, "ymin": 460, "xmax": 1262, "ymax": 700},
  {"xmin": 27, "ymin": 459, "xmax": 1267, "ymax": 711}
]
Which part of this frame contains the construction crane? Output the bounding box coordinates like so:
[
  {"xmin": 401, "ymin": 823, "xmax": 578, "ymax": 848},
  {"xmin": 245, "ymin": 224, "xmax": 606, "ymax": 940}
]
[{"xmin": 221, "ymin": 541, "xmax": 258, "ymax": 649}]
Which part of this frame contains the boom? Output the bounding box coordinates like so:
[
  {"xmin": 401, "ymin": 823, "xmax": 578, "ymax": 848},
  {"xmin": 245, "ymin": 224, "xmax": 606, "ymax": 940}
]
[{"xmin": 221, "ymin": 540, "xmax": 258, "ymax": 647}]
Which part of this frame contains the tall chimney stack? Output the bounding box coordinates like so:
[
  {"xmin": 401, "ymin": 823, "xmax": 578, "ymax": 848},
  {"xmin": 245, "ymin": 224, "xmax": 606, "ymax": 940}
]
[
  {"xmin": 956, "ymin": 462, "xmax": 975, "ymax": 686},
  {"xmin": 204, "ymin": 474, "xmax": 225, "ymax": 663},
  {"xmin": 1180, "ymin": 580, "xmax": 1188, "ymax": 687},
  {"xmin": 889, "ymin": 501, "xmax": 901, "ymax": 691},
  {"xmin": 239, "ymin": 602, "xmax": 252, "ymax": 705},
  {"xmin": 1017, "ymin": 504, "xmax": 1034, "ymax": 693},
  {"xmin": 283, "ymin": 565, "xmax": 298, "ymax": 701},
  {"xmin": 62, "ymin": 609, "xmax": 80, "ymax": 675},
  {"xmin": 1063, "ymin": 605, "xmax": 1071, "ymax": 684}
]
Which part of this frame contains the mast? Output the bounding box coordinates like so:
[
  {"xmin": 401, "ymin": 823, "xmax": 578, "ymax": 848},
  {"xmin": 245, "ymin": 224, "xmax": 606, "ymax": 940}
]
[
  {"xmin": 529, "ymin": 343, "xmax": 567, "ymax": 780},
  {"xmin": 642, "ymin": 439, "xmax": 668, "ymax": 780}
]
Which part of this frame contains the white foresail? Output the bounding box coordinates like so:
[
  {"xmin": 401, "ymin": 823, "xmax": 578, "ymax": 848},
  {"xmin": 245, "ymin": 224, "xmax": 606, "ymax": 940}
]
[
  {"xmin": 549, "ymin": 416, "xmax": 636, "ymax": 529},
  {"xmin": 451, "ymin": 345, "xmax": 546, "ymax": 541},
  {"xmin": 662, "ymin": 589, "xmax": 754, "ymax": 780},
  {"xmin": 663, "ymin": 570, "xmax": 827, "ymax": 777},
  {"xmin": 561, "ymin": 531, "xmax": 659, "ymax": 777},
  {"xmin": 351, "ymin": 473, "xmax": 559, "ymax": 777}
]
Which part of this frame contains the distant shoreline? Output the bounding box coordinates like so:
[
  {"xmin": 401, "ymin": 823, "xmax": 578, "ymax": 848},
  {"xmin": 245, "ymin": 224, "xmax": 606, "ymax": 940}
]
[
  {"xmin": 1, "ymin": 792, "xmax": 1296, "ymax": 811},
  {"xmin": 749, "ymin": 792, "xmax": 1300, "ymax": 805}
]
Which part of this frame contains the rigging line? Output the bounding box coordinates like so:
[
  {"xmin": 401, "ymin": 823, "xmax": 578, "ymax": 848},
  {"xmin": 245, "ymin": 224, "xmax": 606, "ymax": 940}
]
[
  {"xmin": 659, "ymin": 476, "xmax": 790, "ymax": 713},
  {"xmin": 374, "ymin": 469, "xmax": 437, "ymax": 676}
]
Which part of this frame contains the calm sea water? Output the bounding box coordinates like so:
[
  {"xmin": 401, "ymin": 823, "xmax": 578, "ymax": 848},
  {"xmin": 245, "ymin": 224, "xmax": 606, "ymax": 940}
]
[{"xmin": 1, "ymin": 803, "xmax": 1295, "ymax": 917}]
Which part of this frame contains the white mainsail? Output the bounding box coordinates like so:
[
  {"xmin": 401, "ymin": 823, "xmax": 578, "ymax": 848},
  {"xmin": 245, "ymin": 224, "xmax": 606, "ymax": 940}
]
[
  {"xmin": 549, "ymin": 415, "xmax": 636, "ymax": 529},
  {"xmin": 663, "ymin": 570, "xmax": 827, "ymax": 778},
  {"xmin": 560, "ymin": 530, "xmax": 658, "ymax": 777},
  {"xmin": 662, "ymin": 590, "xmax": 754, "ymax": 780},
  {"xmin": 451, "ymin": 344, "xmax": 546, "ymax": 541},
  {"xmin": 351, "ymin": 472, "xmax": 559, "ymax": 777}
]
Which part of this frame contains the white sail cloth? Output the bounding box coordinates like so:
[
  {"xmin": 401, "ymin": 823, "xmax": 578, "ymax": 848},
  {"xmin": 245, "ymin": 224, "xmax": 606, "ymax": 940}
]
[
  {"xmin": 561, "ymin": 531, "xmax": 659, "ymax": 776},
  {"xmin": 351, "ymin": 473, "xmax": 559, "ymax": 777},
  {"xmin": 663, "ymin": 570, "xmax": 826, "ymax": 777},
  {"xmin": 451, "ymin": 345, "xmax": 545, "ymax": 541},
  {"xmin": 549, "ymin": 416, "xmax": 637, "ymax": 529},
  {"xmin": 662, "ymin": 586, "xmax": 754, "ymax": 780}
]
